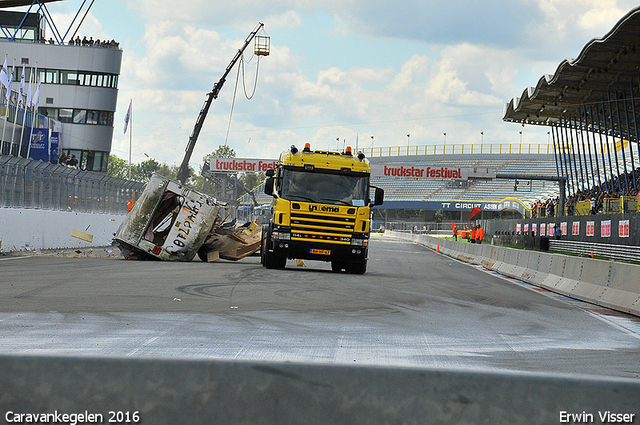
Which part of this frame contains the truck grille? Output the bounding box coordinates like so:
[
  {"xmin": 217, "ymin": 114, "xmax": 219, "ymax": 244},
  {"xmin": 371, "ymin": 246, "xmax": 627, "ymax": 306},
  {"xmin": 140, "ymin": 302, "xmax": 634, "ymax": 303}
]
[{"xmin": 290, "ymin": 212, "xmax": 355, "ymax": 244}]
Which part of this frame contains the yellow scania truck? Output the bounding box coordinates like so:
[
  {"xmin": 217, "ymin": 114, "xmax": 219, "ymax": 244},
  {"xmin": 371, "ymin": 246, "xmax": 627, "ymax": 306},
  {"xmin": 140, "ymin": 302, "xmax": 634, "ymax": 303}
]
[{"xmin": 261, "ymin": 143, "xmax": 384, "ymax": 274}]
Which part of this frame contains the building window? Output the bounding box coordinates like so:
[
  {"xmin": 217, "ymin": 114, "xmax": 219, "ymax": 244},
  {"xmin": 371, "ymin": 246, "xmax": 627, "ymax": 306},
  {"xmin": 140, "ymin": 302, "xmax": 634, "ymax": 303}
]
[
  {"xmin": 60, "ymin": 70, "xmax": 78, "ymax": 85},
  {"xmin": 86, "ymin": 110, "xmax": 99, "ymax": 125},
  {"xmin": 43, "ymin": 108, "xmax": 58, "ymax": 120},
  {"xmin": 73, "ymin": 109, "xmax": 86, "ymax": 124},
  {"xmin": 59, "ymin": 108, "xmax": 73, "ymax": 123},
  {"xmin": 45, "ymin": 69, "xmax": 58, "ymax": 84},
  {"xmin": 64, "ymin": 149, "xmax": 108, "ymax": 172}
]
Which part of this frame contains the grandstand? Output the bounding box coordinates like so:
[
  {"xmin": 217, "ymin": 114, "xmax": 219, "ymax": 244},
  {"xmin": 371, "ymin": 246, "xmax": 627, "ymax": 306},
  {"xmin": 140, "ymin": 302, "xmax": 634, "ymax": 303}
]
[
  {"xmin": 370, "ymin": 152, "xmax": 558, "ymax": 203},
  {"xmin": 239, "ymin": 143, "xmax": 566, "ymax": 219}
]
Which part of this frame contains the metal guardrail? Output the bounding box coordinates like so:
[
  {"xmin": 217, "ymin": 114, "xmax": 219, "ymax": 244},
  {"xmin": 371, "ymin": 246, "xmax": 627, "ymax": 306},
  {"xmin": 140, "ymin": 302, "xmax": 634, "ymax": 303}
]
[
  {"xmin": 549, "ymin": 240, "xmax": 640, "ymax": 262},
  {"xmin": 361, "ymin": 143, "xmax": 553, "ymax": 158},
  {"xmin": 0, "ymin": 155, "xmax": 145, "ymax": 214}
]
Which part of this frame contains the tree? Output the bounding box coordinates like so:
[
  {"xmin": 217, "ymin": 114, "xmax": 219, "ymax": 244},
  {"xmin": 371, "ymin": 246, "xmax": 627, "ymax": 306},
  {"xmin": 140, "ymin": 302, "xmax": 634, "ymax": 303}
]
[
  {"xmin": 132, "ymin": 158, "xmax": 161, "ymax": 182},
  {"xmin": 238, "ymin": 172, "xmax": 265, "ymax": 193},
  {"xmin": 204, "ymin": 144, "xmax": 236, "ymax": 163},
  {"xmin": 107, "ymin": 155, "xmax": 129, "ymax": 179},
  {"xmin": 197, "ymin": 145, "xmax": 238, "ymax": 196}
]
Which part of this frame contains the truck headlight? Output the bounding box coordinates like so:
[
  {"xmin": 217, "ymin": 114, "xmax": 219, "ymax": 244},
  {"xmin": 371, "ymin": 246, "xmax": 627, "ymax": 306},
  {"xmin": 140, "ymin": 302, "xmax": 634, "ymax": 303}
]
[
  {"xmin": 273, "ymin": 231, "xmax": 291, "ymax": 241},
  {"xmin": 351, "ymin": 238, "xmax": 368, "ymax": 247}
]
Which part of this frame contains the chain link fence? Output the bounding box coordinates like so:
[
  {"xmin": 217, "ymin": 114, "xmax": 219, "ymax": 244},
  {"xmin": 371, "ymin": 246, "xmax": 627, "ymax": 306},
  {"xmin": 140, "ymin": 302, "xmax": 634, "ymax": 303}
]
[{"xmin": 0, "ymin": 155, "xmax": 145, "ymax": 214}]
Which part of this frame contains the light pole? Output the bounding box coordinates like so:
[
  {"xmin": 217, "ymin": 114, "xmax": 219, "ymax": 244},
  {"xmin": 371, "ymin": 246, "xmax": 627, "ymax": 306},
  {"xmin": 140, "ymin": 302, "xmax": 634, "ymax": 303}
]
[
  {"xmin": 480, "ymin": 131, "xmax": 484, "ymax": 144},
  {"xmin": 519, "ymin": 131, "xmax": 523, "ymax": 144},
  {"xmin": 407, "ymin": 133, "xmax": 410, "ymax": 147}
]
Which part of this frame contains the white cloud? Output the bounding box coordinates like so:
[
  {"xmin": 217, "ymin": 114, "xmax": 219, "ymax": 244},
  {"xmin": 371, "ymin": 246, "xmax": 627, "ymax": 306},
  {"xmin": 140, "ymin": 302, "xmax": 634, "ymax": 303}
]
[{"xmin": 71, "ymin": 1, "xmax": 640, "ymax": 167}]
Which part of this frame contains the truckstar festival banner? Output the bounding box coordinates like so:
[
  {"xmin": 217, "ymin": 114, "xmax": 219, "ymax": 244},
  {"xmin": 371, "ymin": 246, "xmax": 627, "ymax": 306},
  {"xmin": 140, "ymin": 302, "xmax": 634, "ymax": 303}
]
[
  {"xmin": 208, "ymin": 158, "xmax": 495, "ymax": 181},
  {"xmin": 207, "ymin": 158, "xmax": 279, "ymax": 173},
  {"xmin": 369, "ymin": 164, "xmax": 494, "ymax": 180}
]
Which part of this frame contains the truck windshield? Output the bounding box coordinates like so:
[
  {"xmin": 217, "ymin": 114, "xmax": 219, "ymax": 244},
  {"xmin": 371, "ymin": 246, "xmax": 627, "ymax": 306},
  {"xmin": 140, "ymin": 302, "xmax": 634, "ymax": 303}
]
[{"xmin": 281, "ymin": 169, "xmax": 369, "ymax": 207}]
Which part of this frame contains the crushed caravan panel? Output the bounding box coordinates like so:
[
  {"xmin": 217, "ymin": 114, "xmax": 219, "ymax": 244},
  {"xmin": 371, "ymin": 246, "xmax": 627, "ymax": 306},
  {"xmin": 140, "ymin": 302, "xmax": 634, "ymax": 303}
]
[
  {"xmin": 114, "ymin": 173, "xmax": 222, "ymax": 261},
  {"xmin": 198, "ymin": 221, "xmax": 262, "ymax": 262}
]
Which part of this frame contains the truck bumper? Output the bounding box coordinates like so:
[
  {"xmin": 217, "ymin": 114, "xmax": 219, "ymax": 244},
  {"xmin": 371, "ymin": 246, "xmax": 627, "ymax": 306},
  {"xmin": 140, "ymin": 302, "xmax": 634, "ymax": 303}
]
[{"xmin": 269, "ymin": 239, "xmax": 368, "ymax": 263}]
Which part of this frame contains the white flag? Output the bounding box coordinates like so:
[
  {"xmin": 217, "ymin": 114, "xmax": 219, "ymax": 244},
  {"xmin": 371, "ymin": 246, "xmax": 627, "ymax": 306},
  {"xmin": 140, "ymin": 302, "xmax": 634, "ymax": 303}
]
[
  {"xmin": 0, "ymin": 57, "xmax": 9, "ymax": 91},
  {"xmin": 18, "ymin": 65, "xmax": 25, "ymax": 102},
  {"xmin": 124, "ymin": 99, "xmax": 131, "ymax": 133},
  {"xmin": 5, "ymin": 63, "xmax": 13, "ymax": 101},
  {"xmin": 31, "ymin": 79, "xmax": 41, "ymax": 108},
  {"xmin": 26, "ymin": 69, "xmax": 32, "ymax": 106}
]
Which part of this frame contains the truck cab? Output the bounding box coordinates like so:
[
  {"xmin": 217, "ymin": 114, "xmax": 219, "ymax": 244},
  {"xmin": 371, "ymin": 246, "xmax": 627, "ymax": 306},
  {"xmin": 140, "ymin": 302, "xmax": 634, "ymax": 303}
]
[{"xmin": 261, "ymin": 143, "xmax": 383, "ymax": 274}]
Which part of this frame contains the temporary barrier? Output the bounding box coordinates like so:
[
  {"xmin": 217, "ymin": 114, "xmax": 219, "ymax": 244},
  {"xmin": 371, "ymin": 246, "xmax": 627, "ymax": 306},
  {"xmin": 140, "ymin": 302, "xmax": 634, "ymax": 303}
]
[
  {"xmin": 1, "ymin": 355, "xmax": 639, "ymax": 425},
  {"xmin": 388, "ymin": 231, "xmax": 640, "ymax": 318}
]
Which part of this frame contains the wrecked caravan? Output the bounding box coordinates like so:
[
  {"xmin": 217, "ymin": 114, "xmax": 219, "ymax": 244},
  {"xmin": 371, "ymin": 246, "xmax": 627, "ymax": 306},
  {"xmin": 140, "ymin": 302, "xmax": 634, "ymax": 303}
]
[{"xmin": 114, "ymin": 173, "xmax": 222, "ymax": 261}]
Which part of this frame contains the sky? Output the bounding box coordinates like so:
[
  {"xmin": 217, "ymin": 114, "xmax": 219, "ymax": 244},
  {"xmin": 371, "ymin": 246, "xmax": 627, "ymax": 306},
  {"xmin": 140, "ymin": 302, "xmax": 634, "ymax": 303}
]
[{"xmin": 11, "ymin": 0, "xmax": 640, "ymax": 170}]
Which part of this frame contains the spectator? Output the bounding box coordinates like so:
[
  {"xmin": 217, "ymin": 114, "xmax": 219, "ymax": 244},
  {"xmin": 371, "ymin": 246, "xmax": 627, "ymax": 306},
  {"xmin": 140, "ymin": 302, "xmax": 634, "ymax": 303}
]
[
  {"xmin": 67, "ymin": 154, "xmax": 78, "ymax": 168},
  {"xmin": 475, "ymin": 225, "xmax": 483, "ymax": 244}
]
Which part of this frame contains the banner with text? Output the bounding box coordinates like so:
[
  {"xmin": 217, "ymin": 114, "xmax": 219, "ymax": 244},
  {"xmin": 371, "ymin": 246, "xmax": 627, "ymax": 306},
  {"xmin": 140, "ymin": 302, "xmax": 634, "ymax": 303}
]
[
  {"xmin": 370, "ymin": 164, "xmax": 494, "ymax": 180},
  {"xmin": 207, "ymin": 158, "xmax": 278, "ymax": 173},
  {"xmin": 27, "ymin": 128, "xmax": 49, "ymax": 162}
]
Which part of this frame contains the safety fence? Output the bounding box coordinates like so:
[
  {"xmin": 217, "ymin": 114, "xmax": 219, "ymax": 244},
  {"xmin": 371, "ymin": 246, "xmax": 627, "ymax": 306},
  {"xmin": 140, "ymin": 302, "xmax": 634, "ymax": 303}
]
[
  {"xmin": 388, "ymin": 231, "xmax": 640, "ymax": 318},
  {"xmin": 362, "ymin": 142, "xmax": 553, "ymax": 158},
  {"xmin": 0, "ymin": 155, "xmax": 144, "ymax": 214}
]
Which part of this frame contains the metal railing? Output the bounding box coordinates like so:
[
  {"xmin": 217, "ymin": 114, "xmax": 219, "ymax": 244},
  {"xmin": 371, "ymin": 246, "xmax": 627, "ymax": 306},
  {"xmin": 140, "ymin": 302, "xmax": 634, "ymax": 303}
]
[
  {"xmin": 362, "ymin": 143, "xmax": 553, "ymax": 158},
  {"xmin": 549, "ymin": 240, "xmax": 640, "ymax": 263},
  {"xmin": 0, "ymin": 155, "xmax": 145, "ymax": 214}
]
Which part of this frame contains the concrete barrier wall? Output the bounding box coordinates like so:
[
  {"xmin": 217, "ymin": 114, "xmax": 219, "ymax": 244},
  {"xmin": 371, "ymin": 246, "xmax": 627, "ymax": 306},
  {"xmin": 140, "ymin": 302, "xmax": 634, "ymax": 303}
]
[
  {"xmin": 0, "ymin": 209, "xmax": 124, "ymax": 252},
  {"xmin": 1, "ymin": 355, "xmax": 639, "ymax": 425},
  {"xmin": 388, "ymin": 231, "xmax": 640, "ymax": 317}
]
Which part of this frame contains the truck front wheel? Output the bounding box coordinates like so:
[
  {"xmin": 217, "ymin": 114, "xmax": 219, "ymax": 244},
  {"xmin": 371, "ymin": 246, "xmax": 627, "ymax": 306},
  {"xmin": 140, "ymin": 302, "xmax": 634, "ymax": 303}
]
[
  {"xmin": 262, "ymin": 230, "xmax": 286, "ymax": 269},
  {"xmin": 349, "ymin": 260, "xmax": 367, "ymax": 274}
]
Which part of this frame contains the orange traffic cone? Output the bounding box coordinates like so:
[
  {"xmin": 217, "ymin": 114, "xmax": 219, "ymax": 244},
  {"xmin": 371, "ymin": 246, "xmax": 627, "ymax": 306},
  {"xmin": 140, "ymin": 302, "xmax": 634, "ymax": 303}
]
[{"xmin": 437, "ymin": 244, "xmax": 440, "ymax": 252}]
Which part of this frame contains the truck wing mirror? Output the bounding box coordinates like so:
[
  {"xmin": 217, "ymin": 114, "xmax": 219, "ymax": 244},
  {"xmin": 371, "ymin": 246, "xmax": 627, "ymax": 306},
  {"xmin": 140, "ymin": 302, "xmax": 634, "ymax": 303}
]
[
  {"xmin": 264, "ymin": 177, "xmax": 275, "ymax": 196},
  {"xmin": 370, "ymin": 186, "xmax": 384, "ymax": 206},
  {"xmin": 265, "ymin": 169, "xmax": 275, "ymax": 177}
]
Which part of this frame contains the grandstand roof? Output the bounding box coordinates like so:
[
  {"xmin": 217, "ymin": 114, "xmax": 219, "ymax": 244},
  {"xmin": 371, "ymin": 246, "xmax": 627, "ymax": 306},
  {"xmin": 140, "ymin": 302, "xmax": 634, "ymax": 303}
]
[
  {"xmin": 0, "ymin": 0, "xmax": 62, "ymax": 7},
  {"xmin": 503, "ymin": 6, "xmax": 640, "ymax": 137}
]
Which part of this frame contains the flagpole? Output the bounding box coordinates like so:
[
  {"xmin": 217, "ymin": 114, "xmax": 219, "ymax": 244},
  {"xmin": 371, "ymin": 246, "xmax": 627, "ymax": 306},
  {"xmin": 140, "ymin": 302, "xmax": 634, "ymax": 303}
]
[
  {"xmin": 27, "ymin": 66, "xmax": 39, "ymax": 159},
  {"xmin": 1, "ymin": 55, "xmax": 10, "ymax": 155},
  {"xmin": 124, "ymin": 99, "xmax": 132, "ymax": 179},
  {"xmin": 9, "ymin": 59, "xmax": 17, "ymax": 148},
  {"xmin": 1, "ymin": 87, "xmax": 8, "ymax": 155},
  {"xmin": 129, "ymin": 102, "xmax": 132, "ymax": 179},
  {"xmin": 18, "ymin": 66, "xmax": 30, "ymax": 157}
]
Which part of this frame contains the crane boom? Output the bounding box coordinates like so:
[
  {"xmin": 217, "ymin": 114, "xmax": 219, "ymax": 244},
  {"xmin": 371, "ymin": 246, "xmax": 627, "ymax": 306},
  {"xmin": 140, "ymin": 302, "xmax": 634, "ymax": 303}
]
[{"xmin": 176, "ymin": 22, "xmax": 265, "ymax": 184}]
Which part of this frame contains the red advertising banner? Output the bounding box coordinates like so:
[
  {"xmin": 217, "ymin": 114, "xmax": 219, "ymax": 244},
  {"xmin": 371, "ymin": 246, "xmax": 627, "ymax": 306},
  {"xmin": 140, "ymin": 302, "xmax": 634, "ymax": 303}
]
[
  {"xmin": 369, "ymin": 164, "xmax": 494, "ymax": 180},
  {"xmin": 619, "ymin": 220, "xmax": 630, "ymax": 238},
  {"xmin": 540, "ymin": 223, "xmax": 546, "ymax": 236},
  {"xmin": 207, "ymin": 158, "xmax": 279, "ymax": 173},
  {"xmin": 532, "ymin": 223, "xmax": 537, "ymax": 236},
  {"xmin": 572, "ymin": 222, "xmax": 580, "ymax": 236},
  {"xmin": 524, "ymin": 223, "xmax": 529, "ymax": 234},
  {"xmin": 586, "ymin": 221, "xmax": 595, "ymax": 237},
  {"xmin": 516, "ymin": 223, "xmax": 521, "ymax": 235},
  {"xmin": 561, "ymin": 222, "xmax": 568, "ymax": 236},
  {"xmin": 601, "ymin": 220, "xmax": 611, "ymax": 238}
]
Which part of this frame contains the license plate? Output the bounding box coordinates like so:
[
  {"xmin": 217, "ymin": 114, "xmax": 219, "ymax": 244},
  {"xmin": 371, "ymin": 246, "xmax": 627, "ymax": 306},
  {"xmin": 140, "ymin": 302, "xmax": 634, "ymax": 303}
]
[{"xmin": 310, "ymin": 249, "xmax": 331, "ymax": 255}]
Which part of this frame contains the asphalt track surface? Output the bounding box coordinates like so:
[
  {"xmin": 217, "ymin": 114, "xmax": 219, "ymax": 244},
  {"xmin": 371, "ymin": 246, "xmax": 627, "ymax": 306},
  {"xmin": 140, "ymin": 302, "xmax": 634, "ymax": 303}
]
[{"xmin": 1, "ymin": 235, "xmax": 639, "ymax": 379}]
